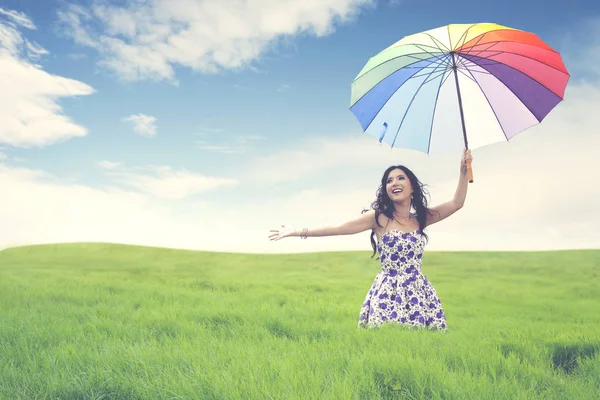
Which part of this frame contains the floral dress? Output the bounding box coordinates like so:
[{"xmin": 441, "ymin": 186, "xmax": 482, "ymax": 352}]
[{"xmin": 358, "ymin": 229, "xmax": 447, "ymax": 331}]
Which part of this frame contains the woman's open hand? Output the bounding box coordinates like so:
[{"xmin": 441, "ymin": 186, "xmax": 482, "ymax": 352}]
[{"xmin": 268, "ymin": 225, "xmax": 297, "ymax": 241}]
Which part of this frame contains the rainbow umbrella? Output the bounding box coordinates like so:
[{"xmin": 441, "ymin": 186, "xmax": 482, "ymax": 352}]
[{"xmin": 349, "ymin": 23, "xmax": 570, "ymax": 182}]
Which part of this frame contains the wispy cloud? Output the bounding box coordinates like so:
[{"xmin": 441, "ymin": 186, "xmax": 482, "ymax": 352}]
[
  {"xmin": 242, "ymin": 134, "xmax": 422, "ymax": 184},
  {"xmin": 195, "ymin": 134, "xmax": 266, "ymax": 154},
  {"xmin": 96, "ymin": 160, "xmax": 121, "ymax": 169},
  {"xmin": 236, "ymin": 135, "xmax": 266, "ymax": 144},
  {"xmin": 195, "ymin": 143, "xmax": 243, "ymax": 154},
  {"xmin": 122, "ymin": 113, "xmax": 157, "ymax": 137},
  {"xmin": 56, "ymin": 0, "xmax": 375, "ymax": 82},
  {"xmin": 24, "ymin": 41, "xmax": 49, "ymax": 60},
  {"xmin": 97, "ymin": 161, "xmax": 238, "ymax": 199},
  {"xmin": 0, "ymin": 8, "xmax": 94, "ymax": 148},
  {"xmin": 196, "ymin": 127, "xmax": 224, "ymax": 135},
  {"xmin": 0, "ymin": 8, "xmax": 35, "ymax": 30}
]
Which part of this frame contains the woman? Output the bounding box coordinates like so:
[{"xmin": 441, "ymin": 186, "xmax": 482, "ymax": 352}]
[{"xmin": 269, "ymin": 149, "xmax": 473, "ymax": 331}]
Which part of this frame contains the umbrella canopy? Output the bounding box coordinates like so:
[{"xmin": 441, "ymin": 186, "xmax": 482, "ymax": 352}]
[{"xmin": 349, "ymin": 23, "xmax": 570, "ymax": 182}]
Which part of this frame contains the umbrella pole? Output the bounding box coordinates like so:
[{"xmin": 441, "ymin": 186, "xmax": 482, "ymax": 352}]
[{"xmin": 451, "ymin": 52, "xmax": 474, "ymax": 183}]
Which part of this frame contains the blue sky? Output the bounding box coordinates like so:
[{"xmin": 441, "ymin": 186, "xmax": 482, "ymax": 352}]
[{"xmin": 1, "ymin": 0, "xmax": 599, "ymax": 253}]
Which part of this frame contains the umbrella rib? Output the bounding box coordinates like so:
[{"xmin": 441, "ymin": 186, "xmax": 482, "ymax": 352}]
[
  {"xmin": 461, "ymin": 33, "xmax": 489, "ymax": 56},
  {"xmin": 463, "ymin": 53, "xmax": 565, "ymax": 100},
  {"xmin": 351, "ymin": 54, "xmax": 448, "ymax": 111},
  {"xmin": 459, "ymin": 55, "xmax": 502, "ymax": 67},
  {"xmin": 456, "ymin": 54, "xmax": 488, "ymax": 70},
  {"xmin": 426, "ymin": 69, "xmax": 451, "ymax": 153},
  {"xmin": 454, "ymin": 58, "xmax": 480, "ymax": 82},
  {"xmin": 462, "ymin": 66, "xmax": 495, "ymax": 76},
  {"xmin": 405, "ymin": 53, "xmax": 445, "ymax": 62},
  {"xmin": 408, "ymin": 58, "xmax": 450, "ymax": 79},
  {"xmin": 467, "ymin": 50, "xmax": 504, "ymax": 59},
  {"xmin": 439, "ymin": 68, "xmax": 453, "ymax": 87},
  {"xmin": 390, "ymin": 54, "xmax": 451, "ymax": 148},
  {"xmin": 402, "ymin": 65, "xmax": 451, "ymax": 69},
  {"xmin": 457, "ymin": 56, "xmax": 497, "ymax": 77},
  {"xmin": 423, "ymin": 69, "xmax": 449, "ymax": 84},
  {"xmin": 458, "ymin": 57, "xmax": 511, "ymax": 142},
  {"xmin": 459, "ymin": 29, "xmax": 562, "ymax": 55},
  {"xmin": 414, "ymin": 44, "xmax": 451, "ymax": 62},
  {"xmin": 409, "ymin": 62, "xmax": 450, "ymax": 81},
  {"xmin": 459, "ymin": 44, "xmax": 569, "ymax": 75},
  {"xmin": 360, "ymin": 54, "xmax": 449, "ymax": 131},
  {"xmin": 451, "ymin": 23, "xmax": 477, "ymax": 50},
  {"xmin": 465, "ymin": 40, "xmax": 498, "ymax": 52},
  {"xmin": 352, "ymin": 51, "xmax": 447, "ymax": 83},
  {"xmin": 423, "ymin": 33, "xmax": 450, "ymax": 53},
  {"xmin": 372, "ymin": 44, "xmax": 445, "ymax": 66},
  {"xmin": 459, "ymin": 54, "xmax": 545, "ymax": 122},
  {"xmin": 457, "ymin": 68, "xmax": 478, "ymax": 83},
  {"xmin": 403, "ymin": 53, "xmax": 448, "ymax": 66}
]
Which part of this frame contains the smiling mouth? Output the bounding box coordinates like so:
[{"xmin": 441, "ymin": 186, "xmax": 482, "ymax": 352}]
[{"xmin": 392, "ymin": 189, "xmax": 403, "ymax": 194}]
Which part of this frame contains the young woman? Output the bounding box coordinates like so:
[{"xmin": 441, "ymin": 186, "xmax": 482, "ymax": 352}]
[{"xmin": 269, "ymin": 149, "xmax": 473, "ymax": 331}]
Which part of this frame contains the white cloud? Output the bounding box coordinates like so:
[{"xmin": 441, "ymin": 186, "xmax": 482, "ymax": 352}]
[
  {"xmin": 243, "ymin": 134, "xmax": 433, "ymax": 185},
  {"xmin": 237, "ymin": 134, "xmax": 266, "ymax": 142},
  {"xmin": 0, "ymin": 163, "xmax": 198, "ymax": 250},
  {"xmin": 24, "ymin": 41, "xmax": 49, "ymax": 59},
  {"xmin": 195, "ymin": 134, "xmax": 265, "ymax": 154},
  {"xmin": 96, "ymin": 160, "xmax": 122, "ymax": 169},
  {"xmin": 0, "ymin": 8, "xmax": 95, "ymax": 148},
  {"xmin": 0, "ymin": 8, "xmax": 35, "ymax": 30},
  {"xmin": 196, "ymin": 144, "xmax": 243, "ymax": 154},
  {"xmin": 123, "ymin": 113, "xmax": 157, "ymax": 137},
  {"xmin": 196, "ymin": 127, "xmax": 224, "ymax": 135},
  {"xmin": 56, "ymin": 0, "xmax": 375, "ymax": 82},
  {"xmin": 99, "ymin": 162, "xmax": 238, "ymax": 199}
]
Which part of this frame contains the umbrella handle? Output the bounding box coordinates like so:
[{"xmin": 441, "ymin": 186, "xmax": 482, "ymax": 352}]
[{"xmin": 467, "ymin": 158, "xmax": 474, "ymax": 183}]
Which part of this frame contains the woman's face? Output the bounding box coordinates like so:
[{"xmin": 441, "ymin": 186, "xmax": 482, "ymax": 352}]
[{"xmin": 386, "ymin": 168, "xmax": 413, "ymax": 203}]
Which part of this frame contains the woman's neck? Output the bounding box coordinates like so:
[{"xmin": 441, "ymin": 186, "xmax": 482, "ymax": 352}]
[{"xmin": 393, "ymin": 204, "xmax": 412, "ymax": 219}]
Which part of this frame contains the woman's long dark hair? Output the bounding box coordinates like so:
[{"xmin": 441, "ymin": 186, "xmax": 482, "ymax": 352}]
[{"xmin": 362, "ymin": 165, "xmax": 437, "ymax": 258}]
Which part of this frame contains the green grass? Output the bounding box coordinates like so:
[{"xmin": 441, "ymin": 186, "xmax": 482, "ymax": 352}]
[{"xmin": 1, "ymin": 243, "xmax": 599, "ymax": 399}]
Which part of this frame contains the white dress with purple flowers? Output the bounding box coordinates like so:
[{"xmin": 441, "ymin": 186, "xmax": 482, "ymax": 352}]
[{"xmin": 358, "ymin": 229, "xmax": 447, "ymax": 331}]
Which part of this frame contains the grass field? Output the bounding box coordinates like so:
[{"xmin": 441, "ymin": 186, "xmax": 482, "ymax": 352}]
[{"xmin": 1, "ymin": 243, "xmax": 599, "ymax": 399}]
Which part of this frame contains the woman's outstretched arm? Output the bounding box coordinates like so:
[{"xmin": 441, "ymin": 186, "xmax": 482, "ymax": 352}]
[
  {"xmin": 426, "ymin": 148, "xmax": 472, "ymax": 227},
  {"xmin": 269, "ymin": 210, "xmax": 376, "ymax": 241}
]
